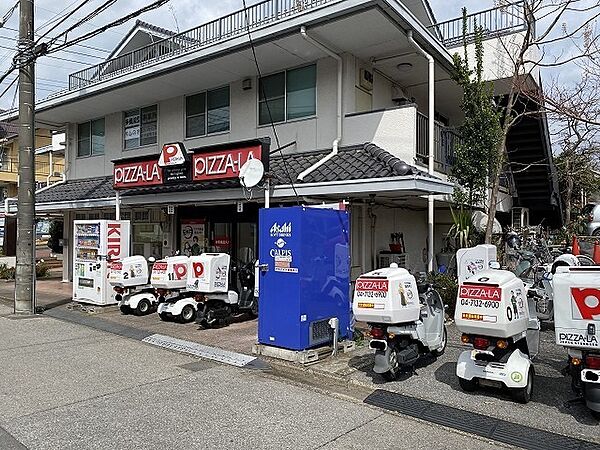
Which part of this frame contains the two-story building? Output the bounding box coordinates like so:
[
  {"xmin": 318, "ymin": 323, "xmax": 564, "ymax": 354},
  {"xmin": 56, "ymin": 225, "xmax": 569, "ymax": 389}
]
[{"xmin": 0, "ymin": 0, "xmax": 560, "ymax": 283}]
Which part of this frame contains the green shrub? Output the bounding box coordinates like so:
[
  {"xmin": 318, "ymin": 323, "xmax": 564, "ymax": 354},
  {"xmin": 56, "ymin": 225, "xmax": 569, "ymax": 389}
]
[
  {"xmin": 36, "ymin": 262, "xmax": 49, "ymax": 278},
  {"xmin": 0, "ymin": 262, "xmax": 50, "ymax": 279},
  {"xmin": 0, "ymin": 264, "xmax": 15, "ymax": 279},
  {"xmin": 428, "ymin": 272, "xmax": 458, "ymax": 317}
]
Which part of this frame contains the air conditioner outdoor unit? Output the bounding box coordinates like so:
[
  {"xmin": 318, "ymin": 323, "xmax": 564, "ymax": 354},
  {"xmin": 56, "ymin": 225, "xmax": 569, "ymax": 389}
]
[
  {"xmin": 511, "ymin": 207, "xmax": 529, "ymax": 230},
  {"xmin": 359, "ymin": 68, "xmax": 373, "ymax": 91}
]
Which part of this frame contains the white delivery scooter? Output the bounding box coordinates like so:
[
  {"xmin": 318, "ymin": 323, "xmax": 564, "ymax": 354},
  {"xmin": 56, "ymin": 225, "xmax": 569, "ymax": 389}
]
[
  {"xmin": 352, "ymin": 263, "xmax": 447, "ymax": 381},
  {"xmin": 151, "ymin": 255, "xmax": 196, "ymax": 323},
  {"xmin": 108, "ymin": 255, "xmax": 158, "ymax": 316},
  {"xmin": 184, "ymin": 253, "xmax": 240, "ymax": 328},
  {"xmin": 553, "ymin": 265, "xmax": 600, "ymax": 417},
  {"xmin": 455, "ymin": 266, "xmax": 540, "ymax": 403}
]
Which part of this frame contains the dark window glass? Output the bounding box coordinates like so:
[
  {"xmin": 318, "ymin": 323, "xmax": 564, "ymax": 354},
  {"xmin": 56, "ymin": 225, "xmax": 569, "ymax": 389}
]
[{"xmin": 77, "ymin": 122, "xmax": 91, "ymax": 157}]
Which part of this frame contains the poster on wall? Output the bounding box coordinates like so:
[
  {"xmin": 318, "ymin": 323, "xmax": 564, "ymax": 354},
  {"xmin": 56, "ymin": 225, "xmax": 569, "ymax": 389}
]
[{"xmin": 181, "ymin": 219, "xmax": 206, "ymax": 256}]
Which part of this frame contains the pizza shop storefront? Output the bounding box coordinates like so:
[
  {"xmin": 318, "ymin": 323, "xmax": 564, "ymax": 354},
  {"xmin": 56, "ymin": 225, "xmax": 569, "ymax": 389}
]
[{"xmin": 113, "ymin": 139, "xmax": 271, "ymax": 268}]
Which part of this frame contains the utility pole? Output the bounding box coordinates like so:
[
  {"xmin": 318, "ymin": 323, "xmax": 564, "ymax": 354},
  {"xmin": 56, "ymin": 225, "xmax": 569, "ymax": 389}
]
[{"xmin": 14, "ymin": 0, "xmax": 35, "ymax": 314}]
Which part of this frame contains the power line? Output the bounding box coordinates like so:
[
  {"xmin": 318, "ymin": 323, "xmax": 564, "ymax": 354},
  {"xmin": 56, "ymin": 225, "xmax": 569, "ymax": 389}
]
[
  {"xmin": 0, "ymin": 31, "xmax": 105, "ymax": 59},
  {"xmin": 3, "ymin": 25, "xmax": 111, "ymax": 53},
  {"xmin": 0, "ymin": 2, "xmax": 18, "ymax": 28},
  {"xmin": 47, "ymin": 0, "xmax": 172, "ymax": 54},
  {"xmin": 0, "ymin": 42, "xmax": 96, "ymax": 66},
  {"xmin": 0, "ymin": 75, "xmax": 16, "ymax": 100},
  {"xmin": 241, "ymin": 0, "xmax": 300, "ymax": 204},
  {"xmin": 35, "ymin": 1, "xmax": 126, "ymax": 37}
]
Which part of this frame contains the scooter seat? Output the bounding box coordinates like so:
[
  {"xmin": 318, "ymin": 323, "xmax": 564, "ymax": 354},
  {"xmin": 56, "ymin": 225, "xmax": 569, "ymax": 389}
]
[{"xmin": 417, "ymin": 283, "xmax": 431, "ymax": 294}]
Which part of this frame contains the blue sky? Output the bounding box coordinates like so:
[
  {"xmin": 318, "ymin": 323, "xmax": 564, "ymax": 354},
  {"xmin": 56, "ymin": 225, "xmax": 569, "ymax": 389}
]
[{"xmin": 0, "ymin": 0, "xmax": 594, "ymax": 110}]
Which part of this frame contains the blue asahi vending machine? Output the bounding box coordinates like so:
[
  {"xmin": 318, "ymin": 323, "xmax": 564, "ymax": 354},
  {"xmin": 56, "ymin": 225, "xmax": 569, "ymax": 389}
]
[{"xmin": 258, "ymin": 206, "xmax": 351, "ymax": 350}]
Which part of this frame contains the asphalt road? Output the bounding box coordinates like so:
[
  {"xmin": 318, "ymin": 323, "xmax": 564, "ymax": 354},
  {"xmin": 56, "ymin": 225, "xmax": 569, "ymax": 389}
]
[
  {"xmin": 347, "ymin": 323, "xmax": 600, "ymax": 443},
  {"xmin": 0, "ymin": 303, "xmax": 502, "ymax": 450}
]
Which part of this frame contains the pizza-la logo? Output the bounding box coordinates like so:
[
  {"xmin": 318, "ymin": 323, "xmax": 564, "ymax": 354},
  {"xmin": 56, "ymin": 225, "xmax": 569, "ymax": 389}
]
[
  {"xmin": 158, "ymin": 142, "xmax": 186, "ymax": 167},
  {"xmin": 571, "ymin": 287, "xmax": 600, "ymax": 320}
]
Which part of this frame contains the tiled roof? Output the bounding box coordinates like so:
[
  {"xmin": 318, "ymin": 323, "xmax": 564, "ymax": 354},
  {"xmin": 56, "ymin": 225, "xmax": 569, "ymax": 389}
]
[
  {"xmin": 35, "ymin": 143, "xmax": 433, "ymax": 203},
  {"xmin": 0, "ymin": 122, "xmax": 18, "ymax": 139},
  {"xmin": 37, "ymin": 177, "xmax": 116, "ymax": 203}
]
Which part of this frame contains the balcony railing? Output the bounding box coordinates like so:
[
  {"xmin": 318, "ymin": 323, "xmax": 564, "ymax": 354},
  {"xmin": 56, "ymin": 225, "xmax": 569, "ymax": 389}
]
[
  {"xmin": 429, "ymin": 1, "xmax": 526, "ymax": 48},
  {"xmin": 0, "ymin": 158, "xmax": 65, "ymax": 177},
  {"xmin": 66, "ymin": 0, "xmax": 335, "ymax": 91},
  {"xmin": 416, "ymin": 112, "xmax": 460, "ymax": 175}
]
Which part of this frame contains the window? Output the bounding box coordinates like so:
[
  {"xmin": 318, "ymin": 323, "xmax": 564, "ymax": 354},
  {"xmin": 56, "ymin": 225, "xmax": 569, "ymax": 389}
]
[
  {"xmin": 186, "ymin": 86, "xmax": 230, "ymax": 138},
  {"xmin": 258, "ymin": 64, "xmax": 316, "ymax": 125},
  {"xmin": 124, "ymin": 105, "xmax": 157, "ymax": 149},
  {"xmin": 77, "ymin": 118, "xmax": 105, "ymax": 157}
]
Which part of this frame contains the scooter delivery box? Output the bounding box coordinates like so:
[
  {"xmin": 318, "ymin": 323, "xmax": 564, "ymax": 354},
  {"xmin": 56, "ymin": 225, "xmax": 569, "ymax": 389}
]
[
  {"xmin": 108, "ymin": 255, "xmax": 148, "ymax": 288},
  {"xmin": 186, "ymin": 253, "xmax": 230, "ymax": 293},
  {"xmin": 150, "ymin": 255, "xmax": 190, "ymax": 290},
  {"xmin": 455, "ymin": 269, "xmax": 529, "ymax": 338},
  {"xmin": 353, "ymin": 265, "xmax": 420, "ymax": 324},
  {"xmin": 553, "ymin": 266, "xmax": 600, "ymax": 350},
  {"xmin": 456, "ymin": 244, "xmax": 497, "ymax": 285}
]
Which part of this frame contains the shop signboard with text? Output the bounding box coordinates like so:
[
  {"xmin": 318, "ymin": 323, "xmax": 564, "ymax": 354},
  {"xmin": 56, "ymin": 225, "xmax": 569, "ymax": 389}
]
[{"xmin": 112, "ymin": 139, "xmax": 270, "ymax": 190}]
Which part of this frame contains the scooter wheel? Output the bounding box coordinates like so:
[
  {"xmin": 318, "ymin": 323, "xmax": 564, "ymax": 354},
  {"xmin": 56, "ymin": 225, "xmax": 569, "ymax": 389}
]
[
  {"xmin": 134, "ymin": 299, "xmax": 151, "ymax": 316},
  {"xmin": 179, "ymin": 305, "xmax": 197, "ymax": 324},
  {"xmin": 512, "ymin": 366, "xmax": 534, "ymax": 404},
  {"xmin": 431, "ymin": 326, "xmax": 447, "ymax": 357},
  {"xmin": 458, "ymin": 376, "xmax": 478, "ymax": 392},
  {"xmin": 119, "ymin": 305, "xmax": 131, "ymax": 315},
  {"xmin": 381, "ymin": 348, "xmax": 400, "ymax": 382},
  {"xmin": 158, "ymin": 312, "xmax": 171, "ymax": 322}
]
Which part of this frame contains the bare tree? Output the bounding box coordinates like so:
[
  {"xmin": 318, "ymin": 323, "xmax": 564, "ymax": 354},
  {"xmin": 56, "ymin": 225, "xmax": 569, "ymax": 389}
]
[{"xmin": 483, "ymin": 0, "xmax": 600, "ymax": 241}]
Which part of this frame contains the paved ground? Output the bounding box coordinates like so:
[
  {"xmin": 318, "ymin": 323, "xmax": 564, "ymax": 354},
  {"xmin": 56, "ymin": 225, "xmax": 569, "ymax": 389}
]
[
  {"xmin": 0, "ymin": 302, "xmax": 503, "ymax": 450},
  {"xmin": 2, "ymin": 280, "xmax": 598, "ymax": 445}
]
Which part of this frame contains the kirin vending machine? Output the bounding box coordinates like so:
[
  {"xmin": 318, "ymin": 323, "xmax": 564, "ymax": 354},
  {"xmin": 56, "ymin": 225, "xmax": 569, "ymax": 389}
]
[
  {"xmin": 258, "ymin": 206, "xmax": 351, "ymax": 351},
  {"xmin": 73, "ymin": 220, "xmax": 130, "ymax": 305}
]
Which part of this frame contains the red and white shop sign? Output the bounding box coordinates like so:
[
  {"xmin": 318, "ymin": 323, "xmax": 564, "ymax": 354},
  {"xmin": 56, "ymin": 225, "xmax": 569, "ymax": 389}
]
[
  {"xmin": 193, "ymin": 145, "xmax": 261, "ymax": 181},
  {"xmin": 114, "ymin": 160, "xmax": 162, "ymax": 188},
  {"xmin": 459, "ymin": 285, "xmax": 502, "ymax": 301},
  {"xmin": 158, "ymin": 143, "xmax": 186, "ymax": 167},
  {"xmin": 356, "ymin": 279, "xmax": 389, "ymax": 292}
]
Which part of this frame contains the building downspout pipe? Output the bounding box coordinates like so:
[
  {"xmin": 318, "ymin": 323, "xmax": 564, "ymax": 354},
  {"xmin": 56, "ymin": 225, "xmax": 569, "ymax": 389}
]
[
  {"xmin": 407, "ymin": 30, "xmax": 435, "ymax": 273},
  {"xmin": 297, "ymin": 26, "xmax": 342, "ymax": 181}
]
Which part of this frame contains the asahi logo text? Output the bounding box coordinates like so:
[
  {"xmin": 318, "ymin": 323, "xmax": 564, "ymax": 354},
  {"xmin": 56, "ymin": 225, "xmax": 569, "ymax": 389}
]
[{"xmin": 270, "ymin": 222, "xmax": 292, "ymax": 237}]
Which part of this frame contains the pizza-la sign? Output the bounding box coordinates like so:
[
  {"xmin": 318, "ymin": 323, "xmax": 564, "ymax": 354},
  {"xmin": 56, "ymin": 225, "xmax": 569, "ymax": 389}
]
[{"xmin": 113, "ymin": 140, "xmax": 268, "ymax": 189}]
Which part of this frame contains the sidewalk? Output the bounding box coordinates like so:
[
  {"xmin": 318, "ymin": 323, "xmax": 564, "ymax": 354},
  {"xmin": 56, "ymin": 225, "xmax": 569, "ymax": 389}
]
[{"xmin": 0, "ymin": 277, "xmax": 72, "ymax": 310}]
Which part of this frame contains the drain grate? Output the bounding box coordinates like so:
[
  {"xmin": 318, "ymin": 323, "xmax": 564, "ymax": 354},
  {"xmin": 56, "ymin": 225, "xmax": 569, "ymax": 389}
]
[{"xmin": 364, "ymin": 390, "xmax": 600, "ymax": 450}]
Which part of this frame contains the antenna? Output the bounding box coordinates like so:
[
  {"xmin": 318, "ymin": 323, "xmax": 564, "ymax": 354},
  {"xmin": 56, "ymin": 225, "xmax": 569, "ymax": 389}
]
[
  {"xmin": 239, "ymin": 159, "xmax": 264, "ymax": 189},
  {"xmin": 168, "ymin": 5, "xmax": 180, "ymax": 33}
]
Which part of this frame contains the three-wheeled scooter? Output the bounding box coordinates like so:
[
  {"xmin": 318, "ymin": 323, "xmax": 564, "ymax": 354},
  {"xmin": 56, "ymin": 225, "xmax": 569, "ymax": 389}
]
[{"xmin": 108, "ymin": 255, "xmax": 158, "ymax": 316}]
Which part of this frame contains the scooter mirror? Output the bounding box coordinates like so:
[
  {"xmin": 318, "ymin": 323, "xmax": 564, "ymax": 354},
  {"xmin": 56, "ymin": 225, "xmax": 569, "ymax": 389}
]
[{"xmin": 148, "ymin": 257, "xmax": 156, "ymax": 263}]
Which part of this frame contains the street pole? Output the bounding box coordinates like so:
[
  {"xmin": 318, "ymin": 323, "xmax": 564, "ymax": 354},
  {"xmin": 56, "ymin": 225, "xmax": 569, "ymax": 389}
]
[{"xmin": 14, "ymin": 0, "xmax": 35, "ymax": 314}]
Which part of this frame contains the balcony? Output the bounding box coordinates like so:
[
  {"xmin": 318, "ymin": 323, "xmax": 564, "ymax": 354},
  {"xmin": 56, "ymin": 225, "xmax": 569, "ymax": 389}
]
[
  {"xmin": 0, "ymin": 158, "xmax": 65, "ymax": 178},
  {"xmin": 428, "ymin": 1, "xmax": 526, "ymax": 48},
  {"xmin": 344, "ymin": 106, "xmax": 460, "ymax": 176},
  {"xmin": 415, "ymin": 112, "xmax": 459, "ymax": 175},
  {"xmin": 66, "ymin": 0, "xmax": 336, "ymax": 92}
]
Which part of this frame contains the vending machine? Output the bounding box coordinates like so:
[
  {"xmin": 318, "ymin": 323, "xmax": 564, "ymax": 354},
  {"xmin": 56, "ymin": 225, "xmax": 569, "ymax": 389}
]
[
  {"xmin": 73, "ymin": 220, "xmax": 130, "ymax": 305},
  {"xmin": 258, "ymin": 206, "xmax": 351, "ymax": 351}
]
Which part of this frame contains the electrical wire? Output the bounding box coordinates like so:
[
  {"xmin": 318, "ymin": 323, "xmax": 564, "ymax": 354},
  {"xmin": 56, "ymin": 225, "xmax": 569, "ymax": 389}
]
[
  {"xmin": 3, "ymin": 25, "xmax": 111, "ymax": 53},
  {"xmin": 34, "ymin": 0, "xmax": 96, "ymax": 44},
  {"xmin": 47, "ymin": 0, "xmax": 172, "ymax": 54},
  {"xmin": 0, "ymin": 2, "xmax": 18, "ymax": 28},
  {"xmin": 0, "ymin": 76, "xmax": 17, "ymax": 101},
  {"xmin": 0, "ymin": 34, "xmax": 105, "ymax": 59},
  {"xmin": 43, "ymin": 0, "xmax": 120, "ymax": 48},
  {"xmin": 241, "ymin": 0, "xmax": 300, "ymax": 205}
]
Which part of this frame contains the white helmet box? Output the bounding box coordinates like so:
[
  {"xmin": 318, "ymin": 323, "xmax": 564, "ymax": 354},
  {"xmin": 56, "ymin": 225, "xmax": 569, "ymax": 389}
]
[
  {"xmin": 352, "ymin": 265, "xmax": 420, "ymax": 324},
  {"xmin": 455, "ymin": 269, "xmax": 529, "ymax": 339},
  {"xmin": 150, "ymin": 255, "xmax": 190, "ymax": 290},
  {"xmin": 186, "ymin": 253, "xmax": 230, "ymax": 293},
  {"xmin": 553, "ymin": 266, "xmax": 600, "ymax": 350},
  {"xmin": 108, "ymin": 255, "xmax": 148, "ymax": 288}
]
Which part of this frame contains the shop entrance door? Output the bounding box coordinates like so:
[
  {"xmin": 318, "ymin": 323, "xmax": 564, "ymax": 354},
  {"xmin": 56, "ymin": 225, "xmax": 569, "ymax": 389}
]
[{"xmin": 237, "ymin": 222, "xmax": 257, "ymax": 263}]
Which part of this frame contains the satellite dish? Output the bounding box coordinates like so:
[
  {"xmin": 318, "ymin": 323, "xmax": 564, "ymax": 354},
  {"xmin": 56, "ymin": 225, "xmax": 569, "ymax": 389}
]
[{"xmin": 239, "ymin": 159, "xmax": 264, "ymax": 188}]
